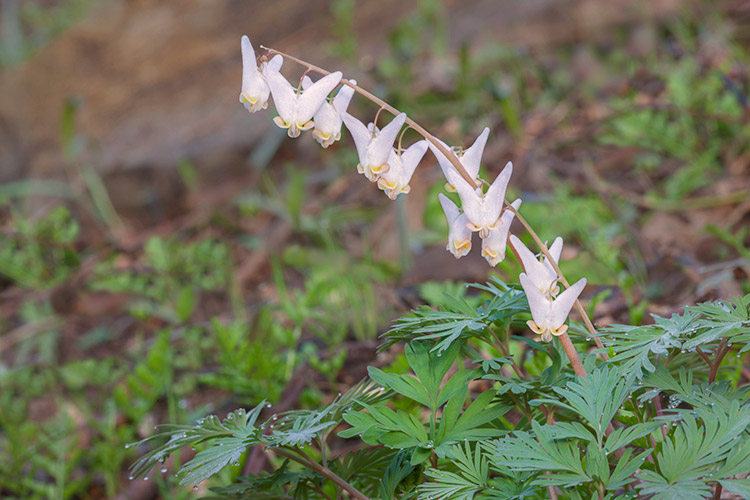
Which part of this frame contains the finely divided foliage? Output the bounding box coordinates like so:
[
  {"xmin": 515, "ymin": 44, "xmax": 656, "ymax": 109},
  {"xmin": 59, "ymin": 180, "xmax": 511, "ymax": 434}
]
[{"xmin": 126, "ymin": 36, "xmax": 750, "ymax": 499}]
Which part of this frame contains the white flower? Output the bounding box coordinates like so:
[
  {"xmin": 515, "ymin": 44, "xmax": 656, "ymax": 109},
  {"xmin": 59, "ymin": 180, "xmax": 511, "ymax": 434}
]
[
  {"xmin": 341, "ymin": 112, "xmax": 407, "ymax": 182},
  {"xmin": 301, "ymin": 76, "xmax": 356, "ymax": 148},
  {"xmin": 438, "ymin": 194, "xmax": 472, "ymax": 258},
  {"xmin": 444, "ymin": 161, "xmax": 513, "ymax": 239},
  {"xmin": 377, "ymin": 140, "xmax": 428, "ymax": 199},
  {"xmin": 509, "ymin": 235, "xmax": 563, "ymax": 297},
  {"xmin": 239, "ymin": 36, "xmax": 283, "ymax": 113},
  {"xmin": 481, "ymin": 198, "xmax": 521, "ymax": 266},
  {"xmin": 520, "ymin": 274, "xmax": 586, "ymax": 342},
  {"xmin": 428, "ymin": 127, "xmax": 489, "ymax": 191},
  {"xmin": 265, "ymin": 68, "xmax": 343, "ymax": 138}
]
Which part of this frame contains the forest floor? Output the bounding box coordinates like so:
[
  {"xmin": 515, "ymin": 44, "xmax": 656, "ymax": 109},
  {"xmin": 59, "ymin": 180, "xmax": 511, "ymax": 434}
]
[{"xmin": 0, "ymin": 0, "xmax": 749, "ymax": 498}]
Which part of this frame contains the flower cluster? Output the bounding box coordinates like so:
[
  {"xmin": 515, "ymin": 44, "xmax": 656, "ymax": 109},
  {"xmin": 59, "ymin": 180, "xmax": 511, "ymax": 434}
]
[{"xmin": 239, "ymin": 36, "xmax": 585, "ymax": 341}]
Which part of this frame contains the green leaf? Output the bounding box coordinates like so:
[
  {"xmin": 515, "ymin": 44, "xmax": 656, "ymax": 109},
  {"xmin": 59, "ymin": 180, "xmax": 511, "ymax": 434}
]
[
  {"xmin": 490, "ymin": 421, "xmax": 590, "ymax": 487},
  {"xmin": 538, "ymin": 366, "xmax": 634, "ymax": 445},
  {"xmin": 418, "ymin": 442, "xmax": 488, "ymax": 500},
  {"xmin": 719, "ymin": 479, "xmax": 750, "ymax": 498},
  {"xmin": 176, "ymin": 286, "xmax": 196, "ymax": 322},
  {"xmin": 128, "ymin": 404, "xmax": 264, "ymax": 484},
  {"xmin": 368, "ymin": 366, "xmax": 431, "ymax": 407}
]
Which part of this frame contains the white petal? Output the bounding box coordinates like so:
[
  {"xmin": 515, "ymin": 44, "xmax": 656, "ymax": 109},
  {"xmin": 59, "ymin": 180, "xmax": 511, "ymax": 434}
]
[
  {"xmin": 503, "ymin": 198, "xmax": 522, "ymax": 224},
  {"xmin": 520, "ymin": 273, "xmax": 553, "ymax": 330},
  {"xmin": 459, "ymin": 127, "xmax": 489, "ymax": 179},
  {"xmin": 341, "ymin": 112, "xmax": 371, "ymax": 162},
  {"xmin": 481, "ymin": 199, "xmax": 520, "ymax": 266},
  {"xmin": 265, "ymin": 68, "xmax": 297, "ymax": 121},
  {"xmin": 549, "ymin": 278, "xmax": 586, "ymax": 330},
  {"xmin": 445, "ymin": 168, "xmax": 483, "ymax": 229},
  {"xmin": 333, "ymin": 79, "xmax": 356, "ymax": 114},
  {"xmin": 301, "ymin": 75, "xmax": 314, "ymax": 90},
  {"xmin": 399, "ymin": 139, "xmax": 428, "ymax": 183},
  {"xmin": 427, "ymin": 137, "xmax": 455, "ymax": 180},
  {"xmin": 266, "ymin": 54, "xmax": 283, "ymax": 72},
  {"xmin": 438, "ymin": 193, "xmax": 460, "ymax": 223},
  {"xmin": 483, "ymin": 161, "xmax": 513, "ymax": 220},
  {"xmin": 369, "ymin": 113, "xmax": 406, "ymax": 165},
  {"xmin": 241, "ymin": 36, "xmax": 257, "ymax": 92},
  {"xmin": 509, "ymin": 234, "xmax": 556, "ymax": 293},
  {"xmin": 297, "ymin": 71, "xmax": 342, "ymax": 123},
  {"xmin": 544, "ymin": 237, "xmax": 563, "ymax": 276}
]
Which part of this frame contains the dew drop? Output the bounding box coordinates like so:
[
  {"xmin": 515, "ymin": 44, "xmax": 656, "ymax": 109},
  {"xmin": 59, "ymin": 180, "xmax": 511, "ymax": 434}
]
[
  {"xmin": 266, "ymin": 403, "xmax": 272, "ymax": 408},
  {"xmin": 143, "ymin": 477, "xmax": 149, "ymax": 481},
  {"xmin": 161, "ymin": 467, "xmax": 167, "ymax": 473},
  {"xmin": 193, "ymin": 485, "xmax": 199, "ymax": 491},
  {"xmin": 128, "ymin": 476, "xmax": 134, "ymax": 481}
]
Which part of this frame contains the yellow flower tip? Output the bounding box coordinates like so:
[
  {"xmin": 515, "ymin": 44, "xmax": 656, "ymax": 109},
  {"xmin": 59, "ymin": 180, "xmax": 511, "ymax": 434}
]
[
  {"xmin": 482, "ymin": 248, "xmax": 501, "ymax": 267},
  {"xmin": 356, "ymin": 163, "xmax": 365, "ymax": 174},
  {"xmin": 273, "ymin": 116, "xmax": 290, "ymax": 129},
  {"xmin": 313, "ymin": 130, "xmax": 334, "ymax": 148},
  {"xmin": 450, "ymin": 239, "xmax": 471, "ymax": 258},
  {"xmin": 444, "ymin": 182, "xmax": 456, "ymax": 193},
  {"xmin": 372, "ymin": 163, "xmax": 390, "ymax": 175},
  {"xmin": 378, "ymin": 178, "xmax": 397, "ymax": 192},
  {"xmin": 401, "ymin": 185, "xmax": 411, "ymax": 195},
  {"xmin": 298, "ymin": 121, "xmax": 314, "ymax": 131},
  {"xmin": 551, "ymin": 324, "xmax": 569, "ymax": 337},
  {"xmin": 526, "ymin": 320, "xmax": 545, "ymax": 335}
]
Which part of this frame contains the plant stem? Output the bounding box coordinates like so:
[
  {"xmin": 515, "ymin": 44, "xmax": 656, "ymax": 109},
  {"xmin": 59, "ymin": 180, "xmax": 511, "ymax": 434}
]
[
  {"xmin": 273, "ymin": 447, "xmax": 370, "ymax": 500},
  {"xmin": 709, "ymin": 338, "xmax": 729, "ymax": 384},
  {"xmin": 695, "ymin": 346, "xmax": 712, "ymax": 369}
]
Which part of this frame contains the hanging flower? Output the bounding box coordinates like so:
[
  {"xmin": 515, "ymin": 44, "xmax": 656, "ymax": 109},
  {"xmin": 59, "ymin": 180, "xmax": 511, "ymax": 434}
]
[
  {"xmin": 265, "ymin": 68, "xmax": 342, "ymax": 138},
  {"xmin": 481, "ymin": 198, "xmax": 521, "ymax": 266},
  {"xmin": 376, "ymin": 140, "xmax": 428, "ymax": 200},
  {"xmin": 239, "ymin": 36, "xmax": 283, "ymax": 113},
  {"xmin": 429, "ymin": 127, "xmax": 489, "ymax": 191},
  {"xmin": 444, "ymin": 161, "xmax": 513, "ymax": 239},
  {"xmin": 521, "ymin": 274, "xmax": 586, "ymax": 342},
  {"xmin": 509, "ymin": 235, "xmax": 563, "ymax": 297},
  {"xmin": 438, "ymin": 194, "xmax": 473, "ymax": 258},
  {"xmin": 302, "ymin": 76, "xmax": 356, "ymax": 148},
  {"xmin": 341, "ymin": 112, "xmax": 407, "ymax": 182}
]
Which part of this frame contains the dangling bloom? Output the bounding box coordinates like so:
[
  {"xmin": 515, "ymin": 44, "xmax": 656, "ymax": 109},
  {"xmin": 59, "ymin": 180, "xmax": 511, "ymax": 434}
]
[
  {"xmin": 444, "ymin": 161, "xmax": 513, "ymax": 239},
  {"xmin": 521, "ymin": 274, "xmax": 586, "ymax": 342},
  {"xmin": 509, "ymin": 235, "xmax": 563, "ymax": 297},
  {"xmin": 301, "ymin": 76, "xmax": 356, "ymax": 148},
  {"xmin": 341, "ymin": 112, "xmax": 407, "ymax": 182},
  {"xmin": 438, "ymin": 194, "xmax": 472, "ymax": 258},
  {"xmin": 239, "ymin": 36, "xmax": 283, "ymax": 113},
  {"xmin": 481, "ymin": 198, "xmax": 521, "ymax": 266},
  {"xmin": 429, "ymin": 127, "xmax": 489, "ymax": 191},
  {"xmin": 265, "ymin": 68, "xmax": 342, "ymax": 138},
  {"xmin": 377, "ymin": 140, "xmax": 428, "ymax": 199}
]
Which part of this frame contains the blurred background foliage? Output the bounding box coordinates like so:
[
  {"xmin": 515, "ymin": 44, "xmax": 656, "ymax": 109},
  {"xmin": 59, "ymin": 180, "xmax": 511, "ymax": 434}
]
[{"xmin": 0, "ymin": 0, "xmax": 748, "ymax": 498}]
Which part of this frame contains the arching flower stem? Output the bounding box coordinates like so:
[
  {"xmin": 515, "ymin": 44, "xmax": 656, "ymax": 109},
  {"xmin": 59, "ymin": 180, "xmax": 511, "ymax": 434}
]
[
  {"xmin": 261, "ymin": 45, "xmax": 605, "ymax": 377},
  {"xmin": 260, "ymin": 46, "xmax": 478, "ymax": 188}
]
